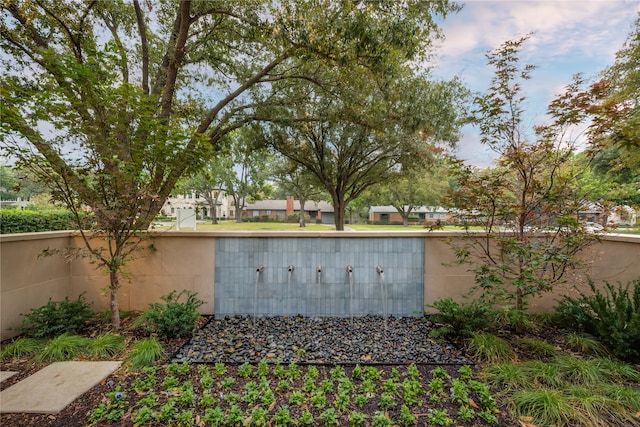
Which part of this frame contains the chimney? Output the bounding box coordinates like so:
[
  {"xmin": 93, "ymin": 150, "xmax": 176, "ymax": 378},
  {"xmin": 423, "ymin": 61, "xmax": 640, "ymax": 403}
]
[{"xmin": 286, "ymin": 196, "xmax": 294, "ymax": 216}]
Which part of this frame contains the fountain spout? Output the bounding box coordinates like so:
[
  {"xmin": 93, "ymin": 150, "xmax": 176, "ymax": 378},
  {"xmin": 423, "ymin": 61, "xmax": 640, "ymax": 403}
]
[
  {"xmin": 256, "ymin": 265, "xmax": 264, "ymax": 273},
  {"xmin": 376, "ymin": 265, "xmax": 384, "ymax": 274},
  {"xmin": 346, "ymin": 265, "xmax": 353, "ymax": 273},
  {"xmin": 288, "ymin": 265, "xmax": 295, "ymax": 272}
]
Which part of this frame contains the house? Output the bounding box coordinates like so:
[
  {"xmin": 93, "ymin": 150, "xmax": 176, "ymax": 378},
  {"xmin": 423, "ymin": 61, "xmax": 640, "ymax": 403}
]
[
  {"xmin": 368, "ymin": 206, "xmax": 452, "ymax": 225},
  {"xmin": 244, "ymin": 196, "xmax": 334, "ymax": 224},
  {"xmin": 160, "ymin": 190, "xmax": 233, "ymax": 220}
]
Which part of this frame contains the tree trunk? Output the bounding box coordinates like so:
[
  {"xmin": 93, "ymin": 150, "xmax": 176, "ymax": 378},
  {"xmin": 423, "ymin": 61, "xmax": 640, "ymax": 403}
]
[
  {"xmin": 298, "ymin": 191, "xmax": 307, "ymax": 228},
  {"xmin": 333, "ymin": 197, "xmax": 345, "ymax": 231},
  {"xmin": 109, "ymin": 270, "xmax": 121, "ymax": 330},
  {"xmin": 209, "ymin": 199, "xmax": 217, "ymax": 224}
]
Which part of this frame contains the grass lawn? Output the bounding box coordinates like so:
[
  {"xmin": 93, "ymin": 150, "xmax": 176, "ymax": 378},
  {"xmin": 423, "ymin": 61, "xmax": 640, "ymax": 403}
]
[{"xmin": 155, "ymin": 220, "xmax": 470, "ymax": 232}]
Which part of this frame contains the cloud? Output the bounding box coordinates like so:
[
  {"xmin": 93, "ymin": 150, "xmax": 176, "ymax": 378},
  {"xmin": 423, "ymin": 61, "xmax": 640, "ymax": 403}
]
[{"xmin": 432, "ymin": 0, "xmax": 639, "ymax": 166}]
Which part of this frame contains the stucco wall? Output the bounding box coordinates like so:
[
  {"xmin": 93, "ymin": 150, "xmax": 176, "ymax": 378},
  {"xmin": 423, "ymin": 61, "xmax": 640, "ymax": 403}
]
[
  {"xmin": 1, "ymin": 232, "xmax": 74, "ymax": 340},
  {"xmin": 2, "ymin": 230, "xmax": 639, "ymax": 341}
]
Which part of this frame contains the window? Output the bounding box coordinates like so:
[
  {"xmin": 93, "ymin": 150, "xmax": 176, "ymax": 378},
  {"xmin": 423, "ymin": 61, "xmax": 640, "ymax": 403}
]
[
  {"xmin": 380, "ymin": 213, "xmax": 390, "ymax": 223},
  {"xmin": 266, "ymin": 210, "xmax": 272, "ymax": 216}
]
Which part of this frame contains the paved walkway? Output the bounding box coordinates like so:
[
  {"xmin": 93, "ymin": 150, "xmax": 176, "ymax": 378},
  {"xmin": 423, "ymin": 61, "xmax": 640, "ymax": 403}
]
[{"xmin": 0, "ymin": 361, "xmax": 121, "ymax": 414}]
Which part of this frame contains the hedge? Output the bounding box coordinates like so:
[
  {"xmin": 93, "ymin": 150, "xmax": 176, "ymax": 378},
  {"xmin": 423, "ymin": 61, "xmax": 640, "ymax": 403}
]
[{"xmin": 0, "ymin": 209, "xmax": 80, "ymax": 234}]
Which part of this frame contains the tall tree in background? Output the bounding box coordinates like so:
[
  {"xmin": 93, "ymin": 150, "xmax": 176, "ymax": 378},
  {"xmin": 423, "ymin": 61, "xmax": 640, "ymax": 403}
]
[
  {"xmin": 372, "ymin": 160, "xmax": 450, "ymax": 226},
  {"xmin": 180, "ymin": 157, "xmax": 231, "ymax": 224},
  {"xmin": 271, "ymin": 157, "xmax": 324, "ymax": 227},
  {"xmin": 224, "ymin": 128, "xmax": 273, "ymax": 223},
  {"xmin": 447, "ymin": 36, "xmax": 595, "ymax": 328},
  {"xmin": 263, "ymin": 75, "xmax": 466, "ymax": 230},
  {"xmin": 0, "ymin": 0, "xmax": 461, "ymax": 328}
]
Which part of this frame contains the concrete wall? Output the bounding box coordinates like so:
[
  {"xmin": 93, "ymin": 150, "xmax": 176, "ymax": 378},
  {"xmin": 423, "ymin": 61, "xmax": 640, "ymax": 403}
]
[
  {"xmin": 213, "ymin": 236, "xmax": 423, "ymax": 318},
  {"xmin": 2, "ymin": 230, "xmax": 639, "ymax": 340},
  {"xmin": 1, "ymin": 232, "xmax": 74, "ymax": 340}
]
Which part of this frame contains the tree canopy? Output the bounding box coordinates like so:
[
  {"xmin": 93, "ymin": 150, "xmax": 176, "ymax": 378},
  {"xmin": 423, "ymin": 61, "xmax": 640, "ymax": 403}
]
[{"xmin": 1, "ymin": 0, "xmax": 462, "ymax": 328}]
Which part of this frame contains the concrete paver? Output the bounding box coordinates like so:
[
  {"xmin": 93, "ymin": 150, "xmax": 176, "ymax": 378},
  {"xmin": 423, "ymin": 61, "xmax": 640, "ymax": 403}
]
[
  {"xmin": 0, "ymin": 371, "xmax": 18, "ymax": 383},
  {"xmin": 0, "ymin": 361, "xmax": 122, "ymax": 414}
]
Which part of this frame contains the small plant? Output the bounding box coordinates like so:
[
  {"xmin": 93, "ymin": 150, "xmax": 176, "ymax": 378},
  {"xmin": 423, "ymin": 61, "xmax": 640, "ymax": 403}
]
[
  {"xmin": 17, "ymin": 293, "xmax": 93, "ymax": 338},
  {"xmin": 477, "ymin": 409, "xmax": 498, "ymax": 425},
  {"xmin": 135, "ymin": 290, "xmax": 204, "ymax": 339},
  {"xmin": 426, "ymin": 408, "xmax": 453, "ymax": 426},
  {"xmin": 516, "ymin": 337, "xmax": 558, "ymax": 358},
  {"xmin": 335, "ymin": 390, "xmax": 350, "ymax": 412},
  {"xmin": 555, "ymin": 279, "xmax": 640, "ymax": 362},
  {"xmin": 319, "ymin": 408, "xmax": 338, "ymax": 426},
  {"xmin": 162, "ymin": 375, "xmax": 179, "ymax": 390},
  {"xmin": 450, "ymin": 378, "xmax": 470, "ymax": 406},
  {"xmin": 289, "ymin": 391, "xmax": 305, "ymax": 406},
  {"xmin": 220, "ymin": 376, "xmax": 236, "ymax": 390},
  {"xmin": 457, "ymin": 365, "xmax": 473, "ymax": 380},
  {"xmin": 469, "ymin": 380, "xmax": 497, "ymax": 411},
  {"xmin": 354, "ymin": 393, "xmax": 368, "ymax": 407},
  {"xmin": 226, "ymin": 405, "xmax": 244, "ymax": 426},
  {"xmin": 564, "ymin": 332, "xmax": 608, "ymax": 356},
  {"xmin": 286, "ymin": 362, "xmax": 301, "ymax": 380},
  {"xmin": 371, "ymin": 411, "xmax": 393, "ymax": 427},
  {"xmin": 203, "ymin": 407, "xmax": 225, "ymax": 426},
  {"xmin": 214, "ymin": 362, "xmax": 227, "ymax": 376},
  {"xmin": 378, "ymin": 392, "xmax": 396, "ymax": 410},
  {"xmin": 311, "ymin": 390, "xmax": 327, "ymax": 408},
  {"xmin": 430, "ymin": 367, "xmax": 450, "ymax": 381},
  {"xmin": 87, "ymin": 386, "xmax": 127, "ymax": 424},
  {"xmin": 132, "ymin": 405, "xmax": 155, "ymax": 425},
  {"xmin": 427, "ymin": 298, "xmax": 493, "ymax": 340},
  {"xmin": 126, "ymin": 337, "xmax": 165, "ymax": 369},
  {"xmin": 399, "ymin": 404, "xmax": 417, "ymax": 426},
  {"xmin": 348, "ymin": 410, "xmax": 368, "ymax": 426},
  {"xmin": 238, "ymin": 362, "xmax": 253, "ymax": 378},
  {"xmin": 457, "ymin": 405, "xmax": 475, "ymax": 422},
  {"xmin": 273, "ymin": 405, "xmax": 294, "ymax": 426},
  {"xmin": 466, "ymin": 332, "xmax": 513, "ymax": 364},
  {"xmin": 276, "ymin": 379, "xmax": 290, "ymax": 391},
  {"xmin": 37, "ymin": 333, "xmax": 89, "ymax": 362},
  {"xmin": 198, "ymin": 392, "xmax": 216, "ymax": 408},
  {"xmin": 0, "ymin": 337, "xmax": 43, "ymax": 360},
  {"xmin": 88, "ymin": 333, "xmax": 125, "ymax": 359},
  {"xmin": 257, "ymin": 358, "xmax": 269, "ymax": 377},
  {"xmin": 298, "ymin": 409, "xmax": 314, "ymax": 425},
  {"xmin": 365, "ymin": 366, "xmax": 382, "ymax": 381},
  {"xmin": 351, "ymin": 364, "xmax": 364, "ymax": 380},
  {"xmin": 250, "ymin": 407, "xmax": 268, "ymax": 426}
]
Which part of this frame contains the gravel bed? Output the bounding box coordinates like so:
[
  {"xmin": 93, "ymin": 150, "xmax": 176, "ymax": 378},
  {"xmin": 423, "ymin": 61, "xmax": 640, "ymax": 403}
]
[{"xmin": 173, "ymin": 315, "xmax": 470, "ymax": 365}]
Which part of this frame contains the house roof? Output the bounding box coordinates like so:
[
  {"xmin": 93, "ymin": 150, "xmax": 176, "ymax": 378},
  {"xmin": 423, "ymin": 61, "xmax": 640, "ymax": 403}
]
[
  {"xmin": 368, "ymin": 206, "xmax": 450, "ymax": 214},
  {"xmin": 245, "ymin": 199, "xmax": 334, "ymax": 213}
]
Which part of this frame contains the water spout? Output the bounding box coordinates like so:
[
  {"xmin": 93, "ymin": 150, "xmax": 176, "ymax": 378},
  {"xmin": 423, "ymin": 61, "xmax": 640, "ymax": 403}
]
[
  {"xmin": 376, "ymin": 265, "xmax": 384, "ymax": 274},
  {"xmin": 316, "ymin": 265, "xmax": 322, "ymax": 284},
  {"xmin": 346, "ymin": 265, "xmax": 353, "ymax": 273},
  {"xmin": 288, "ymin": 265, "xmax": 295, "ymax": 272},
  {"xmin": 286, "ymin": 265, "xmax": 294, "ymax": 315},
  {"xmin": 256, "ymin": 264, "xmax": 264, "ymax": 273}
]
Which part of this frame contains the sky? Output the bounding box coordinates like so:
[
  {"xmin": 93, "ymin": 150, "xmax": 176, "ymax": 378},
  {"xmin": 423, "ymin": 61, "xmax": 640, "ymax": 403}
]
[{"xmin": 431, "ymin": 0, "xmax": 640, "ymax": 167}]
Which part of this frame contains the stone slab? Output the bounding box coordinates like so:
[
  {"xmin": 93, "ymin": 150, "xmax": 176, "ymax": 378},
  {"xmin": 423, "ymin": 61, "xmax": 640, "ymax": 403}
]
[
  {"xmin": 0, "ymin": 361, "xmax": 122, "ymax": 414},
  {"xmin": 0, "ymin": 371, "xmax": 18, "ymax": 383}
]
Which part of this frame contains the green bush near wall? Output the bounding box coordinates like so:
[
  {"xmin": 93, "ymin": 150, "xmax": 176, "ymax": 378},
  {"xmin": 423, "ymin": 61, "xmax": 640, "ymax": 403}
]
[{"xmin": 0, "ymin": 209, "xmax": 80, "ymax": 234}]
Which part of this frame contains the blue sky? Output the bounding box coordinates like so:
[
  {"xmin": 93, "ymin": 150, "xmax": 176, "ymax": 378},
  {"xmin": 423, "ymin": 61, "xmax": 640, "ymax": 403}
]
[{"xmin": 431, "ymin": 0, "xmax": 640, "ymax": 167}]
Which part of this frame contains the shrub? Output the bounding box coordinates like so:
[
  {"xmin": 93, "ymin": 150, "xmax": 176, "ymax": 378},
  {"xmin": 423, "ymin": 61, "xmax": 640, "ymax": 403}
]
[
  {"xmin": 0, "ymin": 209, "xmax": 90, "ymax": 233},
  {"xmin": 126, "ymin": 337, "xmax": 166, "ymax": 369},
  {"xmin": 136, "ymin": 290, "xmax": 204, "ymax": 339},
  {"xmin": 16, "ymin": 293, "xmax": 94, "ymax": 338},
  {"xmin": 427, "ymin": 298, "xmax": 494, "ymax": 340},
  {"xmin": 555, "ymin": 279, "xmax": 640, "ymax": 362}
]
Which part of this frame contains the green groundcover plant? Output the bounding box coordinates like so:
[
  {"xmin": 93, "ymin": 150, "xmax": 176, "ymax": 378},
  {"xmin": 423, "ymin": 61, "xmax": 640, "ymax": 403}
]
[{"xmin": 87, "ymin": 362, "xmax": 502, "ymax": 426}]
